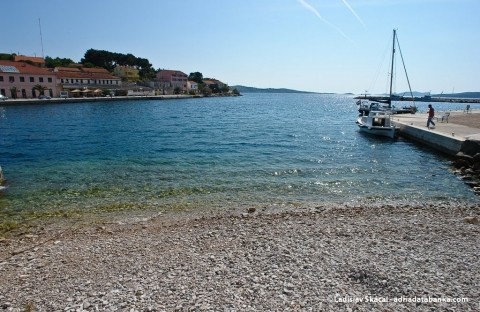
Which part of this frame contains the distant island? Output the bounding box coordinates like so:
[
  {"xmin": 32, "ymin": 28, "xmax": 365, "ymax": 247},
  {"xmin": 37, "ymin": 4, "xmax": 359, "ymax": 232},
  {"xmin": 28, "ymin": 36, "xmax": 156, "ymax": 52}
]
[
  {"xmin": 232, "ymin": 85, "xmax": 334, "ymax": 94},
  {"xmin": 232, "ymin": 86, "xmax": 480, "ymax": 99},
  {"xmin": 364, "ymin": 91, "xmax": 480, "ymax": 99}
]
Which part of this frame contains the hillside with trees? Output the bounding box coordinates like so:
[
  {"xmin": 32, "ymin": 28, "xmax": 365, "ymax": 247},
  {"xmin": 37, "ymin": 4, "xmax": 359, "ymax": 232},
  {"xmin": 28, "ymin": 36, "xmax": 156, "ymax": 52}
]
[
  {"xmin": 1, "ymin": 50, "xmax": 238, "ymax": 95},
  {"xmin": 45, "ymin": 56, "xmax": 75, "ymax": 68},
  {"xmin": 80, "ymin": 49, "xmax": 156, "ymax": 80}
]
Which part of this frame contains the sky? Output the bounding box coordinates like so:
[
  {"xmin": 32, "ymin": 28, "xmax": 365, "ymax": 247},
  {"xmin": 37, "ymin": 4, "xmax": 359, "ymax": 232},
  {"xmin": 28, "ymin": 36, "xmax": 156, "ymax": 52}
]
[{"xmin": 2, "ymin": 0, "xmax": 479, "ymax": 94}]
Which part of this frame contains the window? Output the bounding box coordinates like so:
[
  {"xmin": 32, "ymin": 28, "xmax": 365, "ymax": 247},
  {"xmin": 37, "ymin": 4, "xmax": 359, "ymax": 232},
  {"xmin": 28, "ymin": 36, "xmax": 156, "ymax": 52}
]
[
  {"xmin": 61, "ymin": 79, "xmax": 64, "ymax": 83},
  {"xmin": 39, "ymin": 77, "xmax": 44, "ymax": 82},
  {"xmin": 20, "ymin": 77, "xmax": 25, "ymax": 82},
  {"xmin": 9, "ymin": 76, "xmax": 14, "ymax": 82},
  {"xmin": 48, "ymin": 77, "xmax": 52, "ymax": 83},
  {"xmin": 30, "ymin": 77, "xmax": 34, "ymax": 82},
  {"xmin": 0, "ymin": 76, "xmax": 3, "ymax": 82}
]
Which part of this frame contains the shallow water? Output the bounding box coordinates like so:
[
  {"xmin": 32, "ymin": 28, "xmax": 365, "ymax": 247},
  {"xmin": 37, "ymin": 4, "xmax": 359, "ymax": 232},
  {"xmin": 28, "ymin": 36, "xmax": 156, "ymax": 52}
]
[{"xmin": 0, "ymin": 93, "xmax": 478, "ymax": 220}]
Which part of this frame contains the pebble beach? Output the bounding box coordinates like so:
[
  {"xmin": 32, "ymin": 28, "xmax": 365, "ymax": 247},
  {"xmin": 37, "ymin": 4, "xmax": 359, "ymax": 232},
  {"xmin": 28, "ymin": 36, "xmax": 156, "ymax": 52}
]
[
  {"xmin": 1, "ymin": 97, "xmax": 479, "ymax": 311},
  {"xmin": 0, "ymin": 201, "xmax": 479, "ymax": 311}
]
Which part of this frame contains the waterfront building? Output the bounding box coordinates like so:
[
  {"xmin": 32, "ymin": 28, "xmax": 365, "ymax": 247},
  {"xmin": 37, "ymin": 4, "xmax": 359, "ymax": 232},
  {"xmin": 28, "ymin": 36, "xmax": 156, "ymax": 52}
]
[
  {"xmin": 113, "ymin": 65, "xmax": 140, "ymax": 82},
  {"xmin": 0, "ymin": 60, "xmax": 57, "ymax": 98},
  {"xmin": 55, "ymin": 66, "xmax": 122, "ymax": 96},
  {"xmin": 203, "ymin": 79, "xmax": 226, "ymax": 93},
  {"xmin": 187, "ymin": 80, "xmax": 198, "ymax": 93},
  {"xmin": 156, "ymin": 70, "xmax": 188, "ymax": 94}
]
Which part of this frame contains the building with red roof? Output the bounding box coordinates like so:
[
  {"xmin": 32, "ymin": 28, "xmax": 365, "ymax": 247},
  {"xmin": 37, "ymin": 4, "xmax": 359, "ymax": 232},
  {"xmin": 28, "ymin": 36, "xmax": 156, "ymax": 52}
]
[
  {"xmin": 13, "ymin": 55, "xmax": 46, "ymax": 67},
  {"xmin": 0, "ymin": 60, "xmax": 57, "ymax": 99},
  {"xmin": 54, "ymin": 66, "xmax": 122, "ymax": 95},
  {"xmin": 156, "ymin": 70, "xmax": 188, "ymax": 94}
]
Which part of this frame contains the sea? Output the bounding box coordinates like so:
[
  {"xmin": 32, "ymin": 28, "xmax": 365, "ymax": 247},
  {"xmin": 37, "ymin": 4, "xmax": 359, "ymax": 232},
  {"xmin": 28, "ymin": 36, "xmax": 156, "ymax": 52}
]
[{"xmin": 0, "ymin": 93, "xmax": 478, "ymax": 222}]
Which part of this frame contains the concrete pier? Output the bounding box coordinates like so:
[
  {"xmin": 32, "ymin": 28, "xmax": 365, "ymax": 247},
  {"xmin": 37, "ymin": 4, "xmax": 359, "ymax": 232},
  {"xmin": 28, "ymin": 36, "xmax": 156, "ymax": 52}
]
[{"xmin": 392, "ymin": 110, "xmax": 480, "ymax": 156}]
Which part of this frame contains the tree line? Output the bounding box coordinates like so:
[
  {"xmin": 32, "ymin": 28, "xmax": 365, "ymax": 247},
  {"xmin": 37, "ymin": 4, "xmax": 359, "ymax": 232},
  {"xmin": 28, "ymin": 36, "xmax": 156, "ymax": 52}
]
[
  {"xmin": 2, "ymin": 50, "xmax": 156, "ymax": 80},
  {"xmin": 80, "ymin": 49, "xmax": 156, "ymax": 80}
]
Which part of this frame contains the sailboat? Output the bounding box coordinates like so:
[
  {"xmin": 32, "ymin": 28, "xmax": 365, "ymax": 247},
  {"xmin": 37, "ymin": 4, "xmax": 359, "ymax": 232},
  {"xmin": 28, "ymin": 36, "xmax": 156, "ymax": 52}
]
[
  {"xmin": 356, "ymin": 29, "xmax": 415, "ymax": 138},
  {"xmin": 356, "ymin": 29, "xmax": 417, "ymax": 116}
]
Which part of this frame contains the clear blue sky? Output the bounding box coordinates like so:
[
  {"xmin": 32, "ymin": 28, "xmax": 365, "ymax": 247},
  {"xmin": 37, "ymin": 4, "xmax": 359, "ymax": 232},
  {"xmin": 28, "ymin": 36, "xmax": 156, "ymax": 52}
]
[{"xmin": 2, "ymin": 0, "xmax": 479, "ymax": 94}]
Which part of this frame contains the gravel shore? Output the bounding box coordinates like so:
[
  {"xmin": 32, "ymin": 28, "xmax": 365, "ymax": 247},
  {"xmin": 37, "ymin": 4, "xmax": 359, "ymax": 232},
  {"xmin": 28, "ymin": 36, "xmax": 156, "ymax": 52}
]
[{"xmin": 0, "ymin": 202, "xmax": 479, "ymax": 311}]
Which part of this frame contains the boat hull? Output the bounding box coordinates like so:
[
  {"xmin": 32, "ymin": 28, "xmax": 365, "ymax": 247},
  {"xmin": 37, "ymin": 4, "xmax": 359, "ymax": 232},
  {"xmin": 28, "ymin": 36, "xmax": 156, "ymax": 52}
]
[
  {"xmin": 357, "ymin": 123, "xmax": 396, "ymax": 139},
  {"xmin": 356, "ymin": 113, "xmax": 396, "ymax": 139}
]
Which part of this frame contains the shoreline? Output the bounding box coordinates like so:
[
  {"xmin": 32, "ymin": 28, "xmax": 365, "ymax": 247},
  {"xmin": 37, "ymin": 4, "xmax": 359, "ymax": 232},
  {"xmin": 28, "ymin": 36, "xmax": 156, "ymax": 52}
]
[
  {"xmin": 0, "ymin": 94, "xmax": 199, "ymax": 106},
  {"xmin": 0, "ymin": 93, "xmax": 241, "ymax": 106},
  {"xmin": 0, "ymin": 201, "xmax": 479, "ymax": 310}
]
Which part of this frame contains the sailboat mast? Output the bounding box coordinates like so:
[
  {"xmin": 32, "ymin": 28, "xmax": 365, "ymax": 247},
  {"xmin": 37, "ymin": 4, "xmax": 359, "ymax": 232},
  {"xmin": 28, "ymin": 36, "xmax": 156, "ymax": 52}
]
[{"xmin": 388, "ymin": 29, "xmax": 396, "ymax": 107}]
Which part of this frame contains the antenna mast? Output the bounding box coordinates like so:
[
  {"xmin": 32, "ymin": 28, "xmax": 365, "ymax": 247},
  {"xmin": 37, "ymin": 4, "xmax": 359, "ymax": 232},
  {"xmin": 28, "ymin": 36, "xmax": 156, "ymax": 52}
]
[{"xmin": 38, "ymin": 18, "xmax": 44, "ymax": 58}]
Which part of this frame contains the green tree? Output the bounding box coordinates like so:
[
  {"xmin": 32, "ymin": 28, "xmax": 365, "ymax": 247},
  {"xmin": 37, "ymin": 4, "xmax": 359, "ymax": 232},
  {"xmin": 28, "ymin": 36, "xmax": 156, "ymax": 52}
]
[
  {"xmin": 81, "ymin": 49, "xmax": 115, "ymax": 71},
  {"xmin": 199, "ymin": 84, "xmax": 212, "ymax": 96},
  {"xmin": 117, "ymin": 53, "xmax": 136, "ymax": 66},
  {"xmin": 45, "ymin": 56, "xmax": 75, "ymax": 68},
  {"xmin": 209, "ymin": 83, "xmax": 220, "ymax": 94},
  {"xmin": 81, "ymin": 49, "xmax": 155, "ymax": 80},
  {"xmin": 0, "ymin": 53, "xmax": 14, "ymax": 61},
  {"xmin": 136, "ymin": 58, "xmax": 155, "ymax": 80},
  {"xmin": 188, "ymin": 72, "xmax": 204, "ymax": 84},
  {"xmin": 221, "ymin": 84, "xmax": 230, "ymax": 93},
  {"xmin": 33, "ymin": 84, "xmax": 47, "ymax": 96}
]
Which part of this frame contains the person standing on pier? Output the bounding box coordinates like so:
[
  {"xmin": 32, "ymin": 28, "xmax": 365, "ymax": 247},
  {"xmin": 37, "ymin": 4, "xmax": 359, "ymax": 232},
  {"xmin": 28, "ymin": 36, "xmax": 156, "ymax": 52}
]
[{"xmin": 427, "ymin": 104, "xmax": 435, "ymax": 129}]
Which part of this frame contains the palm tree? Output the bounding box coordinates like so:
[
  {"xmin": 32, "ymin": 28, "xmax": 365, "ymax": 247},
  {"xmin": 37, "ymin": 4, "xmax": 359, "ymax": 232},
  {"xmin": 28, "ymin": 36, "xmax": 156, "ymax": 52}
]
[
  {"xmin": 32, "ymin": 84, "xmax": 47, "ymax": 97},
  {"xmin": 9, "ymin": 87, "xmax": 17, "ymax": 99}
]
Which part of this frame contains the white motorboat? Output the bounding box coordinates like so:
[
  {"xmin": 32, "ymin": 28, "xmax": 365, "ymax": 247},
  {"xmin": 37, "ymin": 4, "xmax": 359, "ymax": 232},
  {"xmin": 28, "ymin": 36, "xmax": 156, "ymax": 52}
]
[{"xmin": 356, "ymin": 110, "xmax": 396, "ymax": 139}]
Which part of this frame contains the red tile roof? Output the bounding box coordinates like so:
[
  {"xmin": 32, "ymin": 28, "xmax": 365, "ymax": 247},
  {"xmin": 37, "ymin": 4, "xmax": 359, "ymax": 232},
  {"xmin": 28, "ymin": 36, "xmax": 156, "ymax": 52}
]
[
  {"xmin": 55, "ymin": 66, "xmax": 120, "ymax": 80},
  {"xmin": 55, "ymin": 67, "xmax": 81, "ymax": 72},
  {"xmin": 82, "ymin": 67, "xmax": 111, "ymax": 74},
  {"xmin": 157, "ymin": 70, "xmax": 187, "ymax": 77},
  {"xmin": 0, "ymin": 60, "xmax": 53, "ymax": 75},
  {"xmin": 13, "ymin": 55, "xmax": 45, "ymax": 65}
]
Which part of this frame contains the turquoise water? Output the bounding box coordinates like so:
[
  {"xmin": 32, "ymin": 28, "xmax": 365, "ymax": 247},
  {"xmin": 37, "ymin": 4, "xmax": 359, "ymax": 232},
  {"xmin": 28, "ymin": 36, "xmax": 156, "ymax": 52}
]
[{"xmin": 0, "ymin": 93, "xmax": 478, "ymax": 218}]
